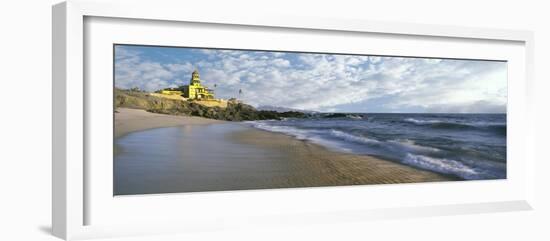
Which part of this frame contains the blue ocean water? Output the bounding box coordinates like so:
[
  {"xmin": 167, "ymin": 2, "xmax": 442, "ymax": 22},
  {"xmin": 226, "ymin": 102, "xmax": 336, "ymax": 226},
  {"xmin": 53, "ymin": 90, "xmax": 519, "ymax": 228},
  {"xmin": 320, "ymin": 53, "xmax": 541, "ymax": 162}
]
[{"xmin": 249, "ymin": 113, "xmax": 506, "ymax": 180}]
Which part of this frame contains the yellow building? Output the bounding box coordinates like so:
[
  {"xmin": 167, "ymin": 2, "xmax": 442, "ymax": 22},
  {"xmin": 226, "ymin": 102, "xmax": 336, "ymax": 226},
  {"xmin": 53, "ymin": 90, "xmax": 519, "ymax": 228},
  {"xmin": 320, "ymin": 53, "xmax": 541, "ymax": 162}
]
[
  {"xmin": 160, "ymin": 89, "xmax": 183, "ymax": 95},
  {"xmin": 182, "ymin": 69, "xmax": 215, "ymax": 100}
]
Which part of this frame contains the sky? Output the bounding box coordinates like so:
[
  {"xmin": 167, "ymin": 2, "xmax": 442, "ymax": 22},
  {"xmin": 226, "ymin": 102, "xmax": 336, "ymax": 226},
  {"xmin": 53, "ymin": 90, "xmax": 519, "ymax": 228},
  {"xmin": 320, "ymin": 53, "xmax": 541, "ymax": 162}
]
[{"xmin": 114, "ymin": 44, "xmax": 507, "ymax": 113}]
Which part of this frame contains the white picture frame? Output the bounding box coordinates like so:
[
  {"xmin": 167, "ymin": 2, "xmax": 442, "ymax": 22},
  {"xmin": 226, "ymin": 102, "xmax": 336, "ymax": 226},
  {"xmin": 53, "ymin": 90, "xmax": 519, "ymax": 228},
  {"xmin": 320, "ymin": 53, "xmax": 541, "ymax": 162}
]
[{"xmin": 52, "ymin": 0, "xmax": 536, "ymax": 240}]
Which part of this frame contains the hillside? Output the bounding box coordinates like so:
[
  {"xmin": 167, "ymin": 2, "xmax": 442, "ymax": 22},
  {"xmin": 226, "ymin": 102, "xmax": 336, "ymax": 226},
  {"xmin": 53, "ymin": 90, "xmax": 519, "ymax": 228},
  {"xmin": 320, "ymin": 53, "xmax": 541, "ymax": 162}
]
[{"xmin": 114, "ymin": 88, "xmax": 307, "ymax": 121}]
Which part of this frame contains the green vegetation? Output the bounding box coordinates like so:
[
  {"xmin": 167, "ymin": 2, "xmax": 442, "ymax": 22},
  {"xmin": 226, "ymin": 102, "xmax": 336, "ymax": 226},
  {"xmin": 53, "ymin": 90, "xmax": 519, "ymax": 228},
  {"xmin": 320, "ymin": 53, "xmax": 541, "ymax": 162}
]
[{"xmin": 115, "ymin": 88, "xmax": 307, "ymax": 121}]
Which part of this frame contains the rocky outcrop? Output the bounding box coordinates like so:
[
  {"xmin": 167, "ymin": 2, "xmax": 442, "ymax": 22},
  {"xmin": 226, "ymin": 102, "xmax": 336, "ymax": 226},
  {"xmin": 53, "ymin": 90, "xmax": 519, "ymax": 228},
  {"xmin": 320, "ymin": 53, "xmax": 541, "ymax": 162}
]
[{"xmin": 115, "ymin": 88, "xmax": 307, "ymax": 121}]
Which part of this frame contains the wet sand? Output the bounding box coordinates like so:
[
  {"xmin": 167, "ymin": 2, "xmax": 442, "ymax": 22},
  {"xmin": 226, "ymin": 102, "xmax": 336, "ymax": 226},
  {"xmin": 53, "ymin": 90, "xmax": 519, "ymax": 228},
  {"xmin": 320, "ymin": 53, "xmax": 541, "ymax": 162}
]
[
  {"xmin": 231, "ymin": 128, "xmax": 455, "ymax": 187},
  {"xmin": 114, "ymin": 109, "xmax": 455, "ymax": 195}
]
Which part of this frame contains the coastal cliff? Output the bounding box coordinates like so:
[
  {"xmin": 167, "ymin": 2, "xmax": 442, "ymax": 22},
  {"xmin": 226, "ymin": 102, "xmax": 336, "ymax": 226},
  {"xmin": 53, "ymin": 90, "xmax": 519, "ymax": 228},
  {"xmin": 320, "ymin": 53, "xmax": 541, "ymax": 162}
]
[{"xmin": 114, "ymin": 88, "xmax": 306, "ymax": 121}]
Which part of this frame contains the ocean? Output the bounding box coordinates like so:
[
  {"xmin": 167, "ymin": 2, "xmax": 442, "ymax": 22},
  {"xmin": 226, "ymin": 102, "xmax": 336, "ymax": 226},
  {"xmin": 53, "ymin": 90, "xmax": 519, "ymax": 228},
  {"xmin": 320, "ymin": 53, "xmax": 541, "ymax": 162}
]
[{"xmin": 249, "ymin": 113, "xmax": 506, "ymax": 180}]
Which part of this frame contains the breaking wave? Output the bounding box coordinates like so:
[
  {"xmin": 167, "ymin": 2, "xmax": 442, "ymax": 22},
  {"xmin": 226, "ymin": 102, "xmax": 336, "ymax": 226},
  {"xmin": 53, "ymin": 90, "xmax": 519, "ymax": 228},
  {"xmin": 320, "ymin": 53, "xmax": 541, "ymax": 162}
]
[
  {"xmin": 402, "ymin": 153, "xmax": 481, "ymax": 179},
  {"xmin": 248, "ymin": 113, "xmax": 506, "ymax": 180}
]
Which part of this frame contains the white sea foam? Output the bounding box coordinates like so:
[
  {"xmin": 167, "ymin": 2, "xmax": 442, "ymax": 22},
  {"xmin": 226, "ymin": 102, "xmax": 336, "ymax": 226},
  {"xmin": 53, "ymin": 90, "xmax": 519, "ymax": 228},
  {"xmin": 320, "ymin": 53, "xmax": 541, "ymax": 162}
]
[
  {"xmin": 328, "ymin": 129, "xmax": 380, "ymax": 144},
  {"xmin": 404, "ymin": 118, "xmax": 505, "ymax": 128},
  {"xmin": 388, "ymin": 139, "xmax": 440, "ymax": 153},
  {"xmin": 251, "ymin": 122, "xmax": 354, "ymax": 153},
  {"xmin": 404, "ymin": 118, "xmax": 442, "ymax": 124},
  {"xmin": 251, "ymin": 122, "xmax": 310, "ymax": 140},
  {"xmin": 403, "ymin": 153, "xmax": 479, "ymax": 179}
]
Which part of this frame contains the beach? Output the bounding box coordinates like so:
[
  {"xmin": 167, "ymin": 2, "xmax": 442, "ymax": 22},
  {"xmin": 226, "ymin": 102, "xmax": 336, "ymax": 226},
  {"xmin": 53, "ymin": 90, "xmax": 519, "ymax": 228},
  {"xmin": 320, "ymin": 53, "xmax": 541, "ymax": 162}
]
[
  {"xmin": 114, "ymin": 108, "xmax": 224, "ymax": 138},
  {"xmin": 231, "ymin": 129, "xmax": 455, "ymax": 187},
  {"xmin": 114, "ymin": 108, "xmax": 454, "ymax": 195}
]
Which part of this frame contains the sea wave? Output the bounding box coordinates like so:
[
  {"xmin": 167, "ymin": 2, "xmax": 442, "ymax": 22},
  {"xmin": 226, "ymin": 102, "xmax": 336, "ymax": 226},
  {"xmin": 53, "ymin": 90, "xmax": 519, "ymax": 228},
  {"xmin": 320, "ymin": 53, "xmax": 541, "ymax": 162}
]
[
  {"xmin": 328, "ymin": 129, "xmax": 380, "ymax": 144},
  {"xmin": 249, "ymin": 114, "xmax": 505, "ymax": 180},
  {"xmin": 404, "ymin": 118, "xmax": 506, "ymax": 134},
  {"xmin": 254, "ymin": 122, "xmax": 444, "ymax": 157},
  {"xmin": 250, "ymin": 122, "xmax": 356, "ymax": 152},
  {"xmin": 402, "ymin": 153, "xmax": 480, "ymax": 179},
  {"xmin": 404, "ymin": 118, "xmax": 442, "ymax": 124},
  {"xmin": 322, "ymin": 113, "xmax": 364, "ymax": 119},
  {"xmin": 251, "ymin": 122, "xmax": 311, "ymax": 140},
  {"xmin": 387, "ymin": 139, "xmax": 440, "ymax": 153}
]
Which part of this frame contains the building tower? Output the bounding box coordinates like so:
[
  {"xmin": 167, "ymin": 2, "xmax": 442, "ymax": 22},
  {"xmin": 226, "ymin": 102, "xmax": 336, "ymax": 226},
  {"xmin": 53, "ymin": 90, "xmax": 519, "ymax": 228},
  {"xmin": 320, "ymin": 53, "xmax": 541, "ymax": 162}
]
[{"xmin": 190, "ymin": 69, "xmax": 201, "ymax": 85}]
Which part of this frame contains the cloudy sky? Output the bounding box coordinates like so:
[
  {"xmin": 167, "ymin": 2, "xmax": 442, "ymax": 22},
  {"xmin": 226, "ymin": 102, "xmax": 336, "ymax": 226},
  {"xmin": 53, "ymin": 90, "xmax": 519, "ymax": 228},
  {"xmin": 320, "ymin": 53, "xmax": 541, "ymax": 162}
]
[{"xmin": 114, "ymin": 44, "xmax": 507, "ymax": 113}]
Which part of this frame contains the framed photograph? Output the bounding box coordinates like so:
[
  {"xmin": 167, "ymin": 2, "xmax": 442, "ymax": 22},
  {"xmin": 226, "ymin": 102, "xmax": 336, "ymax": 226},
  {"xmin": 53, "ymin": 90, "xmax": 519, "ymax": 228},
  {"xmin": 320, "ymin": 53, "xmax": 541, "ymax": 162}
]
[{"xmin": 53, "ymin": 0, "xmax": 535, "ymax": 240}]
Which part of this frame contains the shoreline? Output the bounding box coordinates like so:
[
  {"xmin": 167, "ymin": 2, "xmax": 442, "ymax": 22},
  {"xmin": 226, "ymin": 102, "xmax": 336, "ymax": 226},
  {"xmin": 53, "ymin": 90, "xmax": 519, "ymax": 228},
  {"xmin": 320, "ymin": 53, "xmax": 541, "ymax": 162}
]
[
  {"xmin": 230, "ymin": 128, "xmax": 455, "ymax": 187},
  {"xmin": 114, "ymin": 108, "xmax": 455, "ymax": 194}
]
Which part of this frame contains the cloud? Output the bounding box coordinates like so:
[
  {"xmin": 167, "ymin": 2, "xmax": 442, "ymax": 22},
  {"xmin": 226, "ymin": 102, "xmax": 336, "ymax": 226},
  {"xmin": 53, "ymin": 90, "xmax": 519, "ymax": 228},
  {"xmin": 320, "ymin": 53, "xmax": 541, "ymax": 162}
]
[
  {"xmin": 114, "ymin": 45, "xmax": 507, "ymax": 113},
  {"xmin": 115, "ymin": 46, "xmax": 194, "ymax": 91}
]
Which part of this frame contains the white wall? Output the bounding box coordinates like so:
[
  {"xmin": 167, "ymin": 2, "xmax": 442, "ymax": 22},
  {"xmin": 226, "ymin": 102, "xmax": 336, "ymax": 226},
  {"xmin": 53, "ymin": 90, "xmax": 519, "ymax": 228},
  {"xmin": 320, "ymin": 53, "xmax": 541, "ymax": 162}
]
[{"xmin": 0, "ymin": 0, "xmax": 548, "ymax": 240}]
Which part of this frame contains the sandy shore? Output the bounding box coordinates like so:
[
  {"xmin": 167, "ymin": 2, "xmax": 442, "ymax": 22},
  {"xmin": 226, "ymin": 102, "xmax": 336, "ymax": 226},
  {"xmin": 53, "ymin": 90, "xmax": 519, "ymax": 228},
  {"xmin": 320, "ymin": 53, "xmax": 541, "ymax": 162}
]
[
  {"xmin": 231, "ymin": 129, "xmax": 455, "ymax": 187},
  {"xmin": 114, "ymin": 108, "xmax": 224, "ymax": 138},
  {"xmin": 114, "ymin": 108, "xmax": 454, "ymax": 195}
]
